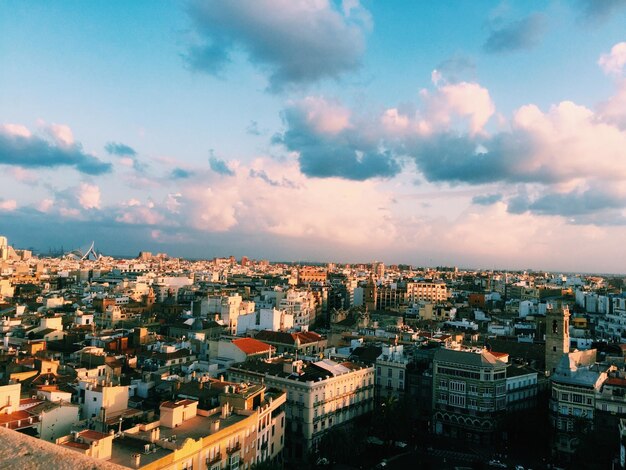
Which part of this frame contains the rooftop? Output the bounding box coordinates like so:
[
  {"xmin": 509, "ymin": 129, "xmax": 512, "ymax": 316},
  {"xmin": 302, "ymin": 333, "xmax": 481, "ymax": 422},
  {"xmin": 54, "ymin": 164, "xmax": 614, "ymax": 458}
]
[
  {"xmin": 231, "ymin": 337, "xmax": 274, "ymax": 355},
  {"xmin": 434, "ymin": 348, "xmax": 507, "ymax": 369},
  {"xmin": 0, "ymin": 426, "xmax": 124, "ymax": 470}
]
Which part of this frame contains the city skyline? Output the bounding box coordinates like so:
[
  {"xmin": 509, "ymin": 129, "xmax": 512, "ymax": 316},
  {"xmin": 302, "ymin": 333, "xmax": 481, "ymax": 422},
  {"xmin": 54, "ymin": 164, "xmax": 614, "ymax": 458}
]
[{"xmin": 2, "ymin": 1, "xmax": 626, "ymax": 272}]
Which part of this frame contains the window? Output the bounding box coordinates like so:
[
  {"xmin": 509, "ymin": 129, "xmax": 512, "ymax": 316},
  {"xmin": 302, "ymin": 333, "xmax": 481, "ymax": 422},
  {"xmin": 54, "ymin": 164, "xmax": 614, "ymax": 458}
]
[
  {"xmin": 387, "ymin": 369, "xmax": 392, "ymax": 378},
  {"xmin": 449, "ymin": 394, "xmax": 465, "ymax": 407},
  {"xmin": 449, "ymin": 380, "xmax": 465, "ymax": 393},
  {"xmin": 399, "ymin": 370, "xmax": 404, "ymax": 380}
]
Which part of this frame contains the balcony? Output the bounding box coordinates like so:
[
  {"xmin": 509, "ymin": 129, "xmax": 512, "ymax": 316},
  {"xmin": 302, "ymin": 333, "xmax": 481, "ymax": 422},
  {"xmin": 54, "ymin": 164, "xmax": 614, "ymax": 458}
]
[
  {"xmin": 206, "ymin": 453, "xmax": 222, "ymax": 465},
  {"xmin": 227, "ymin": 442, "xmax": 241, "ymax": 455}
]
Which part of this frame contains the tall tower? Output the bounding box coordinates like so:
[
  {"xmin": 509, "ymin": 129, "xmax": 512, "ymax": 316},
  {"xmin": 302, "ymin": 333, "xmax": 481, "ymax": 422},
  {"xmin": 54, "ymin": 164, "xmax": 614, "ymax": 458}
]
[
  {"xmin": 545, "ymin": 304, "xmax": 570, "ymax": 374},
  {"xmin": 0, "ymin": 236, "xmax": 7, "ymax": 261}
]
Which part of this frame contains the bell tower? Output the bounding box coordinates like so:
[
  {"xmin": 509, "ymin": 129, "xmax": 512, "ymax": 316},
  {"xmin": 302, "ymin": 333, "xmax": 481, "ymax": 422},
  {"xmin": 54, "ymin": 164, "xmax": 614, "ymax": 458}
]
[{"xmin": 545, "ymin": 304, "xmax": 570, "ymax": 374}]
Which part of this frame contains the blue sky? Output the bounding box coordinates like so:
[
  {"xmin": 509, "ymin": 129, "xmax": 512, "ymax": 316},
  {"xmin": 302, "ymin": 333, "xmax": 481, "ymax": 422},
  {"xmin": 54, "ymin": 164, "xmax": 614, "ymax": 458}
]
[{"xmin": 2, "ymin": 0, "xmax": 626, "ymax": 272}]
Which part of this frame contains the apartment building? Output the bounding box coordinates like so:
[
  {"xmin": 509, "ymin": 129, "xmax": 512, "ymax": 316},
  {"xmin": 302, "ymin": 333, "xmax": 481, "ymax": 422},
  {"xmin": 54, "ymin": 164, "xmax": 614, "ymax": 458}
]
[
  {"xmin": 375, "ymin": 344, "xmax": 409, "ymax": 400},
  {"xmin": 406, "ymin": 281, "xmax": 448, "ymax": 304},
  {"xmin": 432, "ymin": 348, "xmax": 508, "ymax": 444},
  {"xmin": 549, "ymin": 350, "xmax": 607, "ymax": 454},
  {"xmin": 227, "ymin": 357, "xmax": 374, "ymax": 460}
]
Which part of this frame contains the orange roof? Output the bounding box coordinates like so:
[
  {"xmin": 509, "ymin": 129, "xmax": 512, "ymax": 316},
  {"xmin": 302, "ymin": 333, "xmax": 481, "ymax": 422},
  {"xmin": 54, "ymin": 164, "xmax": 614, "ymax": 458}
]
[
  {"xmin": 0, "ymin": 410, "xmax": 33, "ymax": 425},
  {"xmin": 232, "ymin": 338, "xmax": 274, "ymax": 355}
]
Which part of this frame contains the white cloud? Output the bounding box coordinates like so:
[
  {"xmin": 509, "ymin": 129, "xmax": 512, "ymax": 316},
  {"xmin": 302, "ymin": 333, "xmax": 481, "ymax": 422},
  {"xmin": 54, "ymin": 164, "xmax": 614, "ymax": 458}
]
[
  {"xmin": 420, "ymin": 81, "xmax": 496, "ymax": 135},
  {"xmin": 599, "ymin": 42, "xmax": 626, "ymax": 76},
  {"xmin": 1, "ymin": 124, "xmax": 31, "ymax": 138},
  {"xmin": 48, "ymin": 123, "xmax": 74, "ymax": 146},
  {"xmin": 0, "ymin": 199, "xmax": 17, "ymax": 211},
  {"xmin": 77, "ymin": 183, "xmax": 101, "ymax": 210},
  {"xmin": 300, "ymin": 96, "xmax": 352, "ymax": 135},
  {"xmin": 598, "ymin": 79, "xmax": 626, "ymax": 129}
]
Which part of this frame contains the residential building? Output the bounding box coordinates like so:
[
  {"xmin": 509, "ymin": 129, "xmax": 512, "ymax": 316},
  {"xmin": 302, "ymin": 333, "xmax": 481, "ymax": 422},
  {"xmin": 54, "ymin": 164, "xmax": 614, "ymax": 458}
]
[
  {"xmin": 375, "ymin": 343, "xmax": 409, "ymax": 400},
  {"xmin": 227, "ymin": 357, "xmax": 375, "ymax": 460},
  {"xmin": 406, "ymin": 281, "xmax": 448, "ymax": 304},
  {"xmin": 549, "ymin": 350, "xmax": 607, "ymax": 455},
  {"xmin": 432, "ymin": 348, "xmax": 508, "ymax": 443}
]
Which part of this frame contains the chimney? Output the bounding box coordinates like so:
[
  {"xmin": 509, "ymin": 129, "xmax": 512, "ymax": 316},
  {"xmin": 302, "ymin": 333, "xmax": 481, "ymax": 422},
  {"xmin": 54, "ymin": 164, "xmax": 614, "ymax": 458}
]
[
  {"xmin": 210, "ymin": 419, "xmax": 220, "ymax": 433},
  {"xmin": 221, "ymin": 403, "xmax": 230, "ymax": 419}
]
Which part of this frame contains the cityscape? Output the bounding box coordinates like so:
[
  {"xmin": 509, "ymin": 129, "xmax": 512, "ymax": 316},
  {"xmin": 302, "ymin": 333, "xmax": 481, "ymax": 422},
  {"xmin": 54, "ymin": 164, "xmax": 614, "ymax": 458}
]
[
  {"xmin": 3, "ymin": 1, "xmax": 626, "ymax": 469},
  {"xmin": 1, "ymin": 235, "xmax": 626, "ymax": 469}
]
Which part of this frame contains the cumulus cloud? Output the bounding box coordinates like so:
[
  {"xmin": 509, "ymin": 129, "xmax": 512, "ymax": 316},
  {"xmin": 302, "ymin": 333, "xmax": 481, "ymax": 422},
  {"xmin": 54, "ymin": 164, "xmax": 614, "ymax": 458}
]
[
  {"xmin": 598, "ymin": 42, "xmax": 626, "ymax": 76},
  {"xmin": 420, "ymin": 81, "xmax": 496, "ymax": 135},
  {"xmin": 275, "ymin": 82, "xmax": 495, "ymax": 180},
  {"xmin": 0, "ymin": 123, "xmax": 112, "ymax": 175},
  {"xmin": 184, "ymin": 0, "xmax": 371, "ymax": 91},
  {"xmin": 176, "ymin": 156, "xmax": 398, "ymax": 245},
  {"xmin": 598, "ymin": 80, "xmax": 626, "ymax": 129},
  {"xmin": 483, "ymin": 13, "xmax": 548, "ymax": 54},
  {"xmin": 273, "ymin": 69, "xmax": 626, "ymax": 224},
  {"xmin": 275, "ymin": 98, "xmax": 401, "ymax": 180}
]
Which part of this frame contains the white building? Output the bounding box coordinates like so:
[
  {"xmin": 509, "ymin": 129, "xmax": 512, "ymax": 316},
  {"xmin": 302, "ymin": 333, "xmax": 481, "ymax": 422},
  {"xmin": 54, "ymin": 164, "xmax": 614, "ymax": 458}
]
[
  {"xmin": 375, "ymin": 344, "xmax": 409, "ymax": 399},
  {"xmin": 228, "ymin": 357, "xmax": 375, "ymax": 460}
]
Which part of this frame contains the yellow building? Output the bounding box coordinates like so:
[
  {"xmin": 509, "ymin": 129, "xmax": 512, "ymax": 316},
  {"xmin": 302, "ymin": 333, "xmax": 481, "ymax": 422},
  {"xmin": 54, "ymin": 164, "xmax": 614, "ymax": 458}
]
[{"xmin": 93, "ymin": 383, "xmax": 286, "ymax": 470}]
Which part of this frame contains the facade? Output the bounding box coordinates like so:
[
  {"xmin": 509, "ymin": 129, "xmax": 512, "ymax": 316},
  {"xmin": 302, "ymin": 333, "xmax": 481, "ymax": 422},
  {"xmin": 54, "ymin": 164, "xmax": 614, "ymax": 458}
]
[
  {"xmin": 297, "ymin": 267, "xmax": 327, "ymax": 285},
  {"xmin": 406, "ymin": 281, "xmax": 448, "ymax": 304},
  {"xmin": 505, "ymin": 365, "xmax": 538, "ymax": 412},
  {"xmin": 227, "ymin": 357, "xmax": 375, "ymax": 460},
  {"xmin": 375, "ymin": 344, "xmax": 409, "ymax": 400},
  {"xmin": 432, "ymin": 348, "xmax": 508, "ymax": 443},
  {"xmin": 549, "ymin": 350, "xmax": 607, "ymax": 454}
]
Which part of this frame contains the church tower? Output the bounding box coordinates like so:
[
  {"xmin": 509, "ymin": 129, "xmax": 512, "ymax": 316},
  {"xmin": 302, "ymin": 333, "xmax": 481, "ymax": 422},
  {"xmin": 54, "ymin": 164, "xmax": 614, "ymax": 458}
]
[{"xmin": 545, "ymin": 304, "xmax": 570, "ymax": 374}]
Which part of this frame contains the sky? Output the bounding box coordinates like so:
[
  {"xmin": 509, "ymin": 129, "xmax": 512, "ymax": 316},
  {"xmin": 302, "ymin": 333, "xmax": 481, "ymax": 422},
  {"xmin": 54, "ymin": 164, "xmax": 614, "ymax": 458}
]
[{"xmin": 2, "ymin": 1, "xmax": 626, "ymax": 272}]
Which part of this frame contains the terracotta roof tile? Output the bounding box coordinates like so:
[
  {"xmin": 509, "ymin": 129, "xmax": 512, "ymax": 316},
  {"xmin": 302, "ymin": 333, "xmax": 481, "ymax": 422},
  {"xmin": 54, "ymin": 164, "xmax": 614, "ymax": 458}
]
[{"xmin": 232, "ymin": 338, "xmax": 274, "ymax": 355}]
